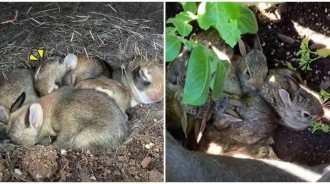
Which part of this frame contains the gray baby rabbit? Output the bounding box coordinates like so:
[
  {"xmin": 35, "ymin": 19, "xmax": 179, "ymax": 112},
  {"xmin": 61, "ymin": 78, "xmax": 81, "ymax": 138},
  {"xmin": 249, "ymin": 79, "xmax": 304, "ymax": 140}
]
[
  {"xmin": 6, "ymin": 87, "xmax": 127, "ymax": 150},
  {"xmin": 119, "ymin": 56, "xmax": 164, "ymax": 107},
  {"xmin": 0, "ymin": 69, "xmax": 38, "ymax": 123},
  {"xmin": 212, "ymin": 95, "xmax": 279, "ymax": 145},
  {"xmin": 223, "ymin": 36, "xmax": 268, "ymax": 97},
  {"xmin": 75, "ymin": 75, "xmax": 130, "ymax": 114},
  {"xmin": 260, "ymin": 68, "xmax": 324, "ymax": 130},
  {"xmin": 34, "ymin": 53, "xmax": 109, "ymax": 96}
]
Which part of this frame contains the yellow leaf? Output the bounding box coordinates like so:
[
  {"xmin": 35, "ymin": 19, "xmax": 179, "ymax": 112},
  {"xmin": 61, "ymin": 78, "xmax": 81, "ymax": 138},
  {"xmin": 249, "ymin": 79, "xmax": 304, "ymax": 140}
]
[{"xmin": 316, "ymin": 48, "xmax": 330, "ymax": 58}]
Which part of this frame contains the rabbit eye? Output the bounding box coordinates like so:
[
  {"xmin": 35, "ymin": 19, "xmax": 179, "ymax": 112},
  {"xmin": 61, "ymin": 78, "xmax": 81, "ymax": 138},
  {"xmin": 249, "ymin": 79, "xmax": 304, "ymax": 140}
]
[
  {"xmin": 245, "ymin": 69, "xmax": 250, "ymax": 77},
  {"xmin": 139, "ymin": 69, "xmax": 149, "ymax": 81},
  {"xmin": 24, "ymin": 108, "xmax": 30, "ymax": 127},
  {"xmin": 302, "ymin": 111, "xmax": 311, "ymax": 118}
]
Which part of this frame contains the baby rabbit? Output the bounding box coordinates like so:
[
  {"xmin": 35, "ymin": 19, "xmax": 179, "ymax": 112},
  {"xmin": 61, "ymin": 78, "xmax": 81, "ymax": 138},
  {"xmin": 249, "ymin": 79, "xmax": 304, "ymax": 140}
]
[
  {"xmin": 212, "ymin": 95, "xmax": 279, "ymax": 145},
  {"xmin": 223, "ymin": 36, "xmax": 268, "ymax": 97},
  {"xmin": 119, "ymin": 56, "xmax": 164, "ymax": 107},
  {"xmin": 34, "ymin": 53, "xmax": 109, "ymax": 96},
  {"xmin": 0, "ymin": 69, "xmax": 38, "ymax": 123},
  {"xmin": 206, "ymin": 36, "xmax": 272, "ymax": 145},
  {"xmin": 260, "ymin": 68, "xmax": 324, "ymax": 130},
  {"xmin": 6, "ymin": 87, "xmax": 127, "ymax": 150},
  {"xmin": 75, "ymin": 75, "xmax": 130, "ymax": 114}
]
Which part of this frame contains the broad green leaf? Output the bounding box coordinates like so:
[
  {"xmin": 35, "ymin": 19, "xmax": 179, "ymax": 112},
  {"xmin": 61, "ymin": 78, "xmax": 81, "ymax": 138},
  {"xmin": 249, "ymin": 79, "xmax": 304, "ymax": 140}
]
[
  {"xmin": 220, "ymin": 2, "xmax": 240, "ymax": 20},
  {"xmin": 180, "ymin": 2, "xmax": 197, "ymax": 14},
  {"xmin": 197, "ymin": 2, "xmax": 213, "ymax": 30},
  {"xmin": 183, "ymin": 39, "xmax": 195, "ymax": 51},
  {"xmin": 166, "ymin": 18, "xmax": 175, "ymax": 24},
  {"xmin": 210, "ymin": 60, "xmax": 218, "ymax": 73},
  {"xmin": 214, "ymin": 15, "xmax": 241, "ymax": 48},
  {"xmin": 212, "ymin": 60, "xmax": 228, "ymax": 100},
  {"xmin": 172, "ymin": 18, "xmax": 193, "ymax": 37},
  {"xmin": 166, "ymin": 35, "xmax": 181, "ymax": 62},
  {"xmin": 237, "ymin": 5, "xmax": 258, "ymax": 34},
  {"xmin": 175, "ymin": 11, "xmax": 196, "ymax": 23},
  {"xmin": 316, "ymin": 48, "xmax": 330, "ymax": 58},
  {"xmin": 166, "ymin": 26, "xmax": 175, "ymax": 34},
  {"xmin": 182, "ymin": 45, "xmax": 210, "ymax": 105}
]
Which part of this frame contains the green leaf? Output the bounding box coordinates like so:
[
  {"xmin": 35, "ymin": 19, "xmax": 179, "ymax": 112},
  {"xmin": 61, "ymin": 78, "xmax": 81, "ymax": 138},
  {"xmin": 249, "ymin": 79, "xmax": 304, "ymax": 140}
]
[
  {"xmin": 180, "ymin": 2, "xmax": 197, "ymax": 14},
  {"xmin": 172, "ymin": 18, "xmax": 193, "ymax": 37},
  {"xmin": 197, "ymin": 2, "xmax": 213, "ymax": 30},
  {"xmin": 237, "ymin": 5, "xmax": 258, "ymax": 34},
  {"xmin": 220, "ymin": 2, "xmax": 240, "ymax": 20},
  {"xmin": 175, "ymin": 11, "xmax": 196, "ymax": 23},
  {"xmin": 316, "ymin": 48, "xmax": 330, "ymax": 58},
  {"xmin": 166, "ymin": 35, "xmax": 181, "ymax": 62},
  {"xmin": 166, "ymin": 26, "xmax": 175, "ymax": 34},
  {"xmin": 319, "ymin": 89, "xmax": 330, "ymax": 102},
  {"xmin": 309, "ymin": 121, "xmax": 330, "ymax": 133},
  {"xmin": 212, "ymin": 60, "xmax": 228, "ymax": 100},
  {"xmin": 182, "ymin": 45, "xmax": 210, "ymax": 105},
  {"xmin": 214, "ymin": 15, "xmax": 241, "ymax": 48}
]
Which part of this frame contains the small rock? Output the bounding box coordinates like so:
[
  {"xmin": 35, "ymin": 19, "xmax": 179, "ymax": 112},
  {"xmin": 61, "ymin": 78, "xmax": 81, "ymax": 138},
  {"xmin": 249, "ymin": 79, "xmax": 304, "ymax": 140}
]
[
  {"xmin": 129, "ymin": 159, "xmax": 136, "ymax": 166},
  {"xmin": 0, "ymin": 172, "xmax": 3, "ymax": 181},
  {"xmin": 145, "ymin": 142, "xmax": 155, "ymax": 150},
  {"xmin": 60, "ymin": 149, "xmax": 67, "ymax": 155},
  {"xmin": 153, "ymin": 118, "xmax": 157, "ymax": 122},
  {"xmin": 148, "ymin": 170, "xmax": 163, "ymax": 182},
  {"xmin": 36, "ymin": 173, "xmax": 42, "ymax": 179},
  {"xmin": 118, "ymin": 156, "xmax": 128, "ymax": 162},
  {"xmin": 90, "ymin": 174, "xmax": 96, "ymax": 181},
  {"xmin": 14, "ymin": 168, "xmax": 22, "ymax": 176},
  {"xmin": 113, "ymin": 170, "xmax": 121, "ymax": 176},
  {"xmin": 141, "ymin": 157, "xmax": 152, "ymax": 169}
]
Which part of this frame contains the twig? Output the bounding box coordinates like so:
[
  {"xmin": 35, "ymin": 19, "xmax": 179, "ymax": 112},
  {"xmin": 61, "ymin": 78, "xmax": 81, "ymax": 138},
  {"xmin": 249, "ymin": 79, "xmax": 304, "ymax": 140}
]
[{"xmin": 1, "ymin": 10, "xmax": 18, "ymax": 25}]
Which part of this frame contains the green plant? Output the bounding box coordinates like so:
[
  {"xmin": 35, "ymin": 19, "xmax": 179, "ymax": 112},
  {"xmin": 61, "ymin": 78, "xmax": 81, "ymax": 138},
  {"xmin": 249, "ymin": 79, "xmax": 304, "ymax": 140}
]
[
  {"xmin": 309, "ymin": 121, "xmax": 330, "ymax": 133},
  {"xmin": 296, "ymin": 37, "xmax": 330, "ymax": 72},
  {"xmin": 319, "ymin": 89, "xmax": 330, "ymax": 102},
  {"xmin": 166, "ymin": 2, "xmax": 258, "ymax": 106}
]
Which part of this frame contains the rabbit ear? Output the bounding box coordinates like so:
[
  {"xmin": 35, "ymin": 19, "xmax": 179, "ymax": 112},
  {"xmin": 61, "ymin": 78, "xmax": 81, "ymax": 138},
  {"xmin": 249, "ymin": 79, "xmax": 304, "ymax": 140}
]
[
  {"xmin": 29, "ymin": 103, "xmax": 43, "ymax": 129},
  {"xmin": 238, "ymin": 39, "xmax": 247, "ymax": 56},
  {"xmin": 279, "ymin": 89, "xmax": 292, "ymax": 107},
  {"xmin": 253, "ymin": 35, "xmax": 263, "ymax": 52},
  {"xmin": 0, "ymin": 105, "xmax": 9, "ymax": 123},
  {"xmin": 287, "ymin": 76, "xmax": 300, "ymax": 91},
  {"xmin": 10, "ymin": 92, "xmax": 26, "ymax": 113},
  {"xmin": 63, "ymin": 53, "xmax": 78, "ymax": 70}
]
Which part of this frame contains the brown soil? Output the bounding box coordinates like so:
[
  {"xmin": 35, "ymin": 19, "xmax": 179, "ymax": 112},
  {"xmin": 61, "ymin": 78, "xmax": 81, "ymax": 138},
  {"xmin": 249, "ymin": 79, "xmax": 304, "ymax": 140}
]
[
  {"xmin": 253, "ymin": 2, "xmax": 330, "ymax": 166},
  {"xmin": 0, "ymin": 2, "xmax": 163, "ymax": 182}
]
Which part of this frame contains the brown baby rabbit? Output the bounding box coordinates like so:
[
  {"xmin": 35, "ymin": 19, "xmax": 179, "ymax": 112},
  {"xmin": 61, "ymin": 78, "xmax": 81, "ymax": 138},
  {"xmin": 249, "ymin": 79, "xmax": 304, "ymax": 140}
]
[
  {"xmin": 212, "ymin": 95, "xmax": 279, "ymax": 145},
  {"xmin": 7, "ymin": 87, "xmax": 127, "ymax": 150},
  {"xmin": 223, "ymin": 36, "xmax": 268, "ymax": 97},
  {"xmin": 34, "ymin": 53, "xmax": 110, "ymax": 96},
  {"xmin": 75, "ymin": 75, "xmax": 130, "ymax": 114},
  {"xmin": 0, "ymin": 69, "xmax": 38, "ymax": 123},
  {"xmin": 260, "ymin": 68, "xmax": 324, "ymax": 130},
  {"xmin": 119, "ymin": 56, "xmax": 164, "ymax": 107},
  {"xmin": 204, "ymin": 36, "xmax": 272, "ymax": 146}
]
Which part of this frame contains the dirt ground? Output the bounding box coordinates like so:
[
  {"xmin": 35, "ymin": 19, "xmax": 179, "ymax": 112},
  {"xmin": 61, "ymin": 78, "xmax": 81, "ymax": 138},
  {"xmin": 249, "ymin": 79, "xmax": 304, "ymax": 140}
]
[
  {"xmin": 253, "ymin": 2, "xmax": 330, "ymax": 166},
  {"xmin": 166, "ymin": 2, "xmax": 330, "ymax": 167},
  {"xmin": 0, "ymin": 2, "xmax": 163, "ymax": 182}
]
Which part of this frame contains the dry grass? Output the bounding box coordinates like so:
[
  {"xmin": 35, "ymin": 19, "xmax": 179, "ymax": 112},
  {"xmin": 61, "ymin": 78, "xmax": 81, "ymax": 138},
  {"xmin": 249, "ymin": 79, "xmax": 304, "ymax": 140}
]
[{"xmin": 0, "ymin": 2, "xmax": 163, "ymax": 71}]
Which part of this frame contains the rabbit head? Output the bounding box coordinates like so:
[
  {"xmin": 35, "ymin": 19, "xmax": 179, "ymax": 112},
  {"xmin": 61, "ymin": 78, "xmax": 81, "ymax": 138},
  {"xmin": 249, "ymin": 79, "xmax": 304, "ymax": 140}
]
[{"xmin": 34, "ymin": 54, "xmax": 77, "ymax": 96}]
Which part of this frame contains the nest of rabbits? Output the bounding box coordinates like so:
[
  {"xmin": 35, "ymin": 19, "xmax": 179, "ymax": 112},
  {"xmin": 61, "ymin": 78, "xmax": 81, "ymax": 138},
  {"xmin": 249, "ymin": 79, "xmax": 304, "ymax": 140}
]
[
  {"xmin": 0, "ymin": 2, "xmax": 163, "ymax": 71},
  {"xmin": 0, "ymin": 2, "xmax": 164, "ymax": 181}
]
